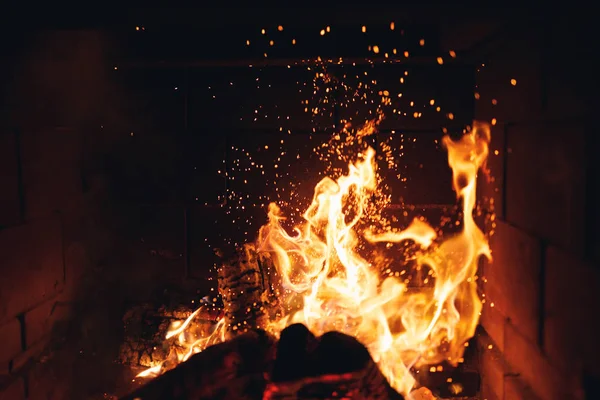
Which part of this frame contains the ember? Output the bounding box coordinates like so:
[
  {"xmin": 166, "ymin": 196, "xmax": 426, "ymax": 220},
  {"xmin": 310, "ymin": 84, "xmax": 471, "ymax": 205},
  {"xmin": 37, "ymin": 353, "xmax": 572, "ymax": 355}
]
[{"xmin": 131, "ymin": 118, "xmax": 491, "ymax": 398}]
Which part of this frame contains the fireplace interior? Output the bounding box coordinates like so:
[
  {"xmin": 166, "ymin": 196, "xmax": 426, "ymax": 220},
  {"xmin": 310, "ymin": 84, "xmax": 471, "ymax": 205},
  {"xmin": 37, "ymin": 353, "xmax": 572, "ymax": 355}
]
[{"xmin": 0, "ymin": 6, "xmax": 598, "ymax": 400}]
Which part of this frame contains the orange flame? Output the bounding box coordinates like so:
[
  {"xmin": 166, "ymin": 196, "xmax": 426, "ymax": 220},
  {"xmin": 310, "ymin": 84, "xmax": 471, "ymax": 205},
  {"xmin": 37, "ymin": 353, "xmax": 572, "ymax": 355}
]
[
  {"xmin": 257, "ymin": 121, "xmax": 491, "ymax": 394},
  {"xmin": 135, "ymin": 311, "xmax": 226, "ymax": 378},
  {"xmin": 137, "ymin": 120, "xmax": 492, "ymax": 397}
]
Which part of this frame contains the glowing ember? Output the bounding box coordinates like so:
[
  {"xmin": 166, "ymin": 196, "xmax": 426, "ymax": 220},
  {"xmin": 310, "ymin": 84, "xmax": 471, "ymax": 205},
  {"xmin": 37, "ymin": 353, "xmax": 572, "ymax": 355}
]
[{"xmin": 137, "ymin": 119, "xmax": 492, "ymax": 397}]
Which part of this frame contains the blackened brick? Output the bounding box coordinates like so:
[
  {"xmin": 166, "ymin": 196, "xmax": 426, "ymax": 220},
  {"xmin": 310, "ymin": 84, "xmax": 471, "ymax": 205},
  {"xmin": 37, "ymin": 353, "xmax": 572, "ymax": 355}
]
[
  {"xmin": 504, "ymin": 375, "xmax": 542, "ymax": 400},
  {"xmin": 505, "ymin": 121, "xmax": 586, "ymax": 253},
  {"xmin": 25, "ymin": 296, "xmax": 72, "ymax": 349},
  {"xmin": 0, "ymin": 377, "xmax": 25, "ymax": 400},
  {"xmin": 544, "ymin": 246, "xmax": 600, "ymax": 378},
  {"xmin": 0, "ymin": 217, "xmax": 64, "ymax": 323},
  {"xmin": 504, "ymin": 321, "xmax": 575, "ymax": 400},
  {"xmin": 63, "ymin": 241, "xmax": 89, "ymax": 296},
  {"xmin": 478, "ymin": 339, "xmax": 504, "ymax": 400},
  {"xmin": 486, "ymin": 220, "xmax": 541, "ymax": 344},
  {"xmin": 27, "ymin": 358, "xmax": 70, "ymax": 400},
  {"xmin": 479, "ymin": 291, "xmax": 506, "ymax": 353},
  {"xmin": 0, "ymin": 319, "xmax": 22, "ymax": 374}
]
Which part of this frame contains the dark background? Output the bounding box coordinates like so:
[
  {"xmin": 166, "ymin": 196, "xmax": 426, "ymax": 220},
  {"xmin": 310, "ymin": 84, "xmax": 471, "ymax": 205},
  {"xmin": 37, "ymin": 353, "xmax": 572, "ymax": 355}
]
[{"xmin": 0, "ymin": 5, "xmax": 598, "ymax": 400}]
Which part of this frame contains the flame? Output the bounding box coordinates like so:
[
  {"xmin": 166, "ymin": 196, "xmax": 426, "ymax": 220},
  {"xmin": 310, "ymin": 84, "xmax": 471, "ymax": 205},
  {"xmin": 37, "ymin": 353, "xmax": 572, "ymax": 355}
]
[
  {"xmin": 257, "ymin": 121, "xmax": 491, "ymax": 395},
  {"xmin": 135, "ymin": 310, "xmax": 226, "ymax": 378},
  {"xmin": 136, "ymin": 119, "xmax": 492, "ymax": 397}
]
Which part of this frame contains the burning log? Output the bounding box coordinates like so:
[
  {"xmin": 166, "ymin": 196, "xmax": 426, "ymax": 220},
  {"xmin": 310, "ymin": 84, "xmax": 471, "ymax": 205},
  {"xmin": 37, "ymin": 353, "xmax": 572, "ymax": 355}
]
[
  {"xmin": 217, "ymin": 243, "xmax": 279, "ymax": 339},
  {"xmin": 119, "ymin": 303, "xmax": 221, "ymax": 371},
  {"xmin": 119, "ymin": 329, "xmax": 276, "ymax": 400},
  {"xmin": 265, "ymin": 324, "xmax": 404, "ymax": 400},
  {"xmin": 119, "ymin": 324, "xmax": 408, "ymax": 400},
  {"xmin": 118, "ymin": 304, "xmax": 194, "ymax": 368}
]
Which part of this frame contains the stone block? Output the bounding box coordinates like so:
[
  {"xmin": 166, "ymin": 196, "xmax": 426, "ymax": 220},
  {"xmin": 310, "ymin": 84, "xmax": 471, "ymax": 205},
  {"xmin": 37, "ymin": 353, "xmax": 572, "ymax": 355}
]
[
  {"xmin": 23, "ymin": 165, "xmax": 83, "ymax": 220},
  {"xmin": 0, "ymin": 318, "xmax": 22, "ymax": 374},
  {"xmin": 20, "ymin": 128, "xmax": 83, "ymax": 219},
  {"xmin": 479, "ymin": 288, "xmax": 506, "ymax": 353},
  {"xmin": 0, "ymin": 217, "xmax": 64, "ymax": 323},
  {"xmin": 504, "ymin": 321, "xmax": 574, "ymax": 400},
  {"xmin": 27, "ymin": 358, "xmax": 70, "ymax": 400},
  {"xmin": 504, "ymin": 375, "xmax": 541, "ymax": 400},
  {"xmin": 0, "ymin": 131, "xmax": 21, "ymax": 228},
  {"xmin": 25, "ymin": 295, "xmax": 72, "ymax": 349},
  {"xmin": 478, "ymin": 339, "xmax": 504, "ymax": 400},
  {"xmin": 9, "ymin": 32, "xmax": 111, "ymax": 130},
  {"xmin": 63, "ymin": 241, "xmax": 90, "ymax": 297},
  {"xmin": 544, "ymin": 245, "xmax": 600, "ymax": 378},
  {"xmin": 486, "ymin": 220, "xmax": 541, "ymax": 344},
  {"xmin": 505, "ymin": 121, "xmax": 586, "ymax": 253},
  {"xmin": 0, "ymin": 377, "xmax": 25, "ymax": 400},
  {"xmin": 11, "ymin": 337, "xmax": 48, "ymax": 373}
]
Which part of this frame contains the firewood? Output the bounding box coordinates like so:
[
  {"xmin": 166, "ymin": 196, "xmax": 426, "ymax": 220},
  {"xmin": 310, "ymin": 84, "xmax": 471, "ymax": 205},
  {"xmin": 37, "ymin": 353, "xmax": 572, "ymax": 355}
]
[
  {"xmin": 270, "ymin": 323, "xmax": 318, "ymax": 382},
  {"xmin": 118, "ymin": 303, "xmax": 218, "ymax": 369},
  {"xmin": 265, "ymin": 324, "xmax": 405, "ymax": 400},
  {"xmin": 119, "ymin": 325, "xmax": 404, "ymax": 400},
  {"xmin": 119, "ymin": 329, "xmax": 276, "ymax": 400},
  {"xmin": 119, "ymin": 324, "xmax": 410, "ymax": 399},
  {"xmin": 218, "ymin": 243, "xmax": 275, "ymax": 339}
]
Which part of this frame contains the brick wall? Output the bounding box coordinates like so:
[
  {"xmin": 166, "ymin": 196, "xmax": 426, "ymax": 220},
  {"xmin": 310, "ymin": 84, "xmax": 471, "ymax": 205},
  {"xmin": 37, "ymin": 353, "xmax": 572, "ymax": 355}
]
[
  {"xmin": 0, "ymin": 29, "xmax": 138, "ymax": 399},
  {"xmin": 0, "ymin": 128, "xmax": 91, "ymax": 399},
  {"xmin": 475, "ymin": 16, "xmax": 599, "ymax": 400}
]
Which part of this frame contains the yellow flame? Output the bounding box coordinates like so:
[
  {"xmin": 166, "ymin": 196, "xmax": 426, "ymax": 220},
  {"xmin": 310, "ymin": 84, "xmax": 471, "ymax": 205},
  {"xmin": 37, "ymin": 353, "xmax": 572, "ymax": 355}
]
[
  {"xmin": 135, "ymin": 312, "xmax": 226, "ymax": 378},
  {"xmin": 257, "ymin": 121, "xmax": 491, "ymax": 394},
  {"xmin": 137, "ymin": 119, "xmax": 492, "ymax": 397}
]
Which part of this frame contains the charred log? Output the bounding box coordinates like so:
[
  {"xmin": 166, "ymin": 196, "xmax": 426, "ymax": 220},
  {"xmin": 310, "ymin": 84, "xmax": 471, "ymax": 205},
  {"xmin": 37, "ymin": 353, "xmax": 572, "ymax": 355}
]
[
  {"xmin": 118, "ymin": 304, "xmax": 195, "ymax": 367},
  {"xmin": 270, "ymin": 323, "xmax": 318, "ymax": 383},
  {"xmin": 119, "ymin": 324, "xmax": 407, "ymax": 400},
  {"xmin": 218, "ymin": 243, "xmax": 279, "ymax": 339},
  {"xmin": 119, "ymin": 329, "xmax": 276, "ymax": 400},
  {"xmin": 265, "ymin": 324, "xmax": 404, "ymax": 400}
]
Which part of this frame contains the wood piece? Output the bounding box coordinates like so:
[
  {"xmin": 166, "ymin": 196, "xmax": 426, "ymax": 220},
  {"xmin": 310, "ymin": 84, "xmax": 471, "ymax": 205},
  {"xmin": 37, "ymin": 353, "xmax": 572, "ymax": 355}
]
[
  {"xmin": 118, "ymin": 303, "xmax": 219, "ymax": 369},
  {"xmin": 119, "ymin": 330, "xmax": 276, "ymax": 400},
  {"xmin": 118, "ymin": 304, "xmax": 189, "ymax": 367},
  {"xmin": 119, "ymin": 324, "xmax": 410, "ymax": 399},
  {"xmin": 265, "ymin": 324, "xmax": 404, "ymax": 400},
  {"xmin": 218, "ymin": 243, "xmax": 275, "ymax": 339},
  {"xmin": 270, "ymin": 324, "xmax": 318, "ymax": 383}
]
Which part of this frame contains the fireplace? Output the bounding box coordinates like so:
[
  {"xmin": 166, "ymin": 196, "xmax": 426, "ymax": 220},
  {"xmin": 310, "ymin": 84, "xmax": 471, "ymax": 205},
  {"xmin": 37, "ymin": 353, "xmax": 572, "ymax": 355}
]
[{"xmin": 0, "ymin": 6, "xmax": 598, "ymax": 400}]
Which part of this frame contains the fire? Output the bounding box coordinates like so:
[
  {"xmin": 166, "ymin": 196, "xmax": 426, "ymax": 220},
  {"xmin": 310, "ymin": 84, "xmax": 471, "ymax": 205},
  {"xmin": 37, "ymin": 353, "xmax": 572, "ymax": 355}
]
[
  {"xmin": 135, "ymin": 311, "xmax": 227, "ymax": 378},
  {"xmin": 136, "ymin": 119, "xmax": 492, "ymax": 397},
  {"xmin": 257, "ymin": 120, "xmax": 491, "ymax": 394}
]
